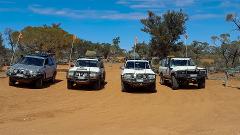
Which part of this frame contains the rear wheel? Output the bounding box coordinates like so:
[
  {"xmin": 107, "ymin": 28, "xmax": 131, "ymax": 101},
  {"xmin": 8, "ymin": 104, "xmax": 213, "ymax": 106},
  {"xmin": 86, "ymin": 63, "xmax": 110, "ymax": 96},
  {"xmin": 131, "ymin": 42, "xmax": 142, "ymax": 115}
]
[
  {"xmin": 171, "ymin": 76, "xmax": 179, "ymax": 90},
  {"xmin": 35, "ymin": 78, "xmax": 43, "ymax": 89},
  {"xmin": 9, "ymin": 78, "xmax": 16, "ymax": 86},
  {"xmin": 67, "ymin": 80, "xmax": 74, "ymax": 89}
]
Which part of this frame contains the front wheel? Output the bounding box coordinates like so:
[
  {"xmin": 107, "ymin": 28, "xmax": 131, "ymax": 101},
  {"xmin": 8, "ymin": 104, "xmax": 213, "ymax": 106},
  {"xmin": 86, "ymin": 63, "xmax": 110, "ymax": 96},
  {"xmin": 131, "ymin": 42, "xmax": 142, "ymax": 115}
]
[
  {"xmin": 94, "ymin": 79, "xmax": 101, "ymax": 90},
  {"xmin": 35, "ymin": 78, "xmax": 43, "ymax": 89},
  {"xmin": 67, "ymin": 80, "xmax": 74, "ymax": 89},
  {"xmin": 198, "ymin": 78, "xmax": 206, "ymax": 89},
  {"xmin": 171, "ymin": 76, "xmax": 179, "ymax": 90},
  {"xmin": 160, "ymin": 76, "xmax": 165, "ymax": 85},
  {"xmin": 9, "ymin": 78, "xmax": 16, "ymax": 86},
  {"xmin": 149, "ymin": 83, "xmax": 156, "ymax": 93},
  {"xmin": 121, "ymin": 81, "xmax": 127, "ymax": 92}
]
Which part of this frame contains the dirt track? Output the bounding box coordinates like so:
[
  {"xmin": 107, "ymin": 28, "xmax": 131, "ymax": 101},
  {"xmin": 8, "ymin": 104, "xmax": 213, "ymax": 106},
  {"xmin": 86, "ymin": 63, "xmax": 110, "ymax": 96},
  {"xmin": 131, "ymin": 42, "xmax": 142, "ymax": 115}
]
[{"xmin": 1, "ymin": 63, "xmax": 240, "ymax": 135}]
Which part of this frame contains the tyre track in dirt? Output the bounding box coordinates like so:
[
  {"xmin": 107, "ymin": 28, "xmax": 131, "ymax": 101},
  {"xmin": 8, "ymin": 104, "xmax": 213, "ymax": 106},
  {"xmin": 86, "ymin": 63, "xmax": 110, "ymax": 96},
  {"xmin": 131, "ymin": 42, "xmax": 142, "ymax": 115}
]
[{"xmin": 1, "ymin": 63, "xmax": 240, "ymax": 135}]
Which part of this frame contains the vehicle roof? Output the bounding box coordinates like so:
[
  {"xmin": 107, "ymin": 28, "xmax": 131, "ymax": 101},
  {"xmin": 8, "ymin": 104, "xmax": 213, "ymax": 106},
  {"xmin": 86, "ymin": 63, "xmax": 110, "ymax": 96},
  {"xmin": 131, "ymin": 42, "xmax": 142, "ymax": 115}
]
[
  {"xmin": 25, "ymin": 55, "xmax": 46, "ymax": 59},
  {"xmin": 126, "ymin": 60, "xmax": 149, "ymax": 62},
  {"xmin": 171, "ymin": 58, "xmax": 191, "ymax": 60},
  {"xmin": 77, "ymin": 58, "xmax": 99, "ymax": 61}
]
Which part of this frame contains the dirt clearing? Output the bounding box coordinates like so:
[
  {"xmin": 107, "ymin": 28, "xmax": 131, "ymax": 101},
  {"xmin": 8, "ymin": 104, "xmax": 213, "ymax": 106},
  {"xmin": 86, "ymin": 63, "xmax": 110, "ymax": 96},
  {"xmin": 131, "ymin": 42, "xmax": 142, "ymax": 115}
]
[{"xmin": 1, "ymin": 63, "xmax": 240, "ymax": 135}]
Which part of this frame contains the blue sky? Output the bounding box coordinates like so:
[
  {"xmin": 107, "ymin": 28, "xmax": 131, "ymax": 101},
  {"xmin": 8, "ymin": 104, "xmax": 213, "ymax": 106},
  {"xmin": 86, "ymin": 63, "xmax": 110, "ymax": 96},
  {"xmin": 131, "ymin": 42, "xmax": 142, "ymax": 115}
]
[{"xmin": 0, "ymin": 0, "xmax": 239, "ymax": 50}]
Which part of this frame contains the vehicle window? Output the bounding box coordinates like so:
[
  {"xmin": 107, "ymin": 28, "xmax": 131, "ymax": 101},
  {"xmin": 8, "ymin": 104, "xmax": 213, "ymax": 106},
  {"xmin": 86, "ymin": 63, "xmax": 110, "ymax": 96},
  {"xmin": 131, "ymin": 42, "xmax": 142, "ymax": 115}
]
[
  {"xmin": 125, "ymin": 61, "xmax": 150, "ymax": 69},
  {"xmin": 76, "ymin": 60, "xmax": 98, "ymax": 67},
  {"xmin": 48, "ymin": 58, "xmax": 54, "ymax": 66},
  {"xmin": 44, "ymin": 58, "xmax": 49, "ymax": 65},
  {"xmin": 171, "ymin": 60, "xmax": 195, "ymax": 66},
  {"xmin": 100, "ymin": 62, "xmax": 104, "ymax": 68},
  {"xmin": 19, "ymin": 57, "xmax": 44, "ymax": 66},
  {"xmin": 164, "ymin": 59, "xmax": 169, "ymax": 67}
]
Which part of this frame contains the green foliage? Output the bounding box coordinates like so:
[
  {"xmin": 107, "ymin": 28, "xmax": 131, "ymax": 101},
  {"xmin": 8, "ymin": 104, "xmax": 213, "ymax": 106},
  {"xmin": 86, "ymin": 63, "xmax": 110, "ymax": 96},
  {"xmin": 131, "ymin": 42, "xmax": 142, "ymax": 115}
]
[{"xmin": 141, "ymin": 10, "xmax": 188, "ymax": 58}]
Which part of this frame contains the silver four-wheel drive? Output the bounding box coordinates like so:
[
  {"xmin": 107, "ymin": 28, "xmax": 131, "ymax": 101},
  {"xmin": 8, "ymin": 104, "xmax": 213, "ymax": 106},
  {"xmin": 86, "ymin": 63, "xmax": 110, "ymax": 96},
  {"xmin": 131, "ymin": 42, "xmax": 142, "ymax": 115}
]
[
  {"xmin": 6, "ymin": 53, "xmax": 57, "ymax": 88},
  {"xmin": 159, "ymin": 57, "xmax": 207, "ymax": 90},
  {"xmin": 121, "ymin": 59, "xmax": 156, "ymax": 92},
  {"xmin": 66, "ymin": 57, "xmax": 106, "ymax": 90}
]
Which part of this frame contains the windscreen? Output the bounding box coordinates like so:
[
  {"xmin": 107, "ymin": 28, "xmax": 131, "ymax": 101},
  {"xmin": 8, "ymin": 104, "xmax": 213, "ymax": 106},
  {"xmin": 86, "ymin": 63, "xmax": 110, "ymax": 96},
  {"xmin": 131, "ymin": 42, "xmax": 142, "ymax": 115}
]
[
  {"xmin": 125, "ymin": 61, "xmax": 150, "ymax": 69},
  {"xmin": 19, "ymin": 57, "xmax": 44, "ymax": 66},
  {"xmin": 76, "ymin": 60, "xmax": 98, "ymax": 67},
  {"xmin": 171, "ymin": 59, "xmax": 195, "ymax": 66}
]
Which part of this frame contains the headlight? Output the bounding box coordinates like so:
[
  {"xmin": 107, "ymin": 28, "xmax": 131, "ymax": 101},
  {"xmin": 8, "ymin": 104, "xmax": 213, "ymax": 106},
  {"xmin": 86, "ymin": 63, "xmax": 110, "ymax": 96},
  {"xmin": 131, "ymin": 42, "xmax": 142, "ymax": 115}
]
[
  {"xmin": 90, "ymin": 72, "xmax": 98, "ymax": 78},
  {"xmin": 199, "ymin": 70, "xmax": 206, "ymax": 74},
  {"xmin": 123, "ymin": 74, "xmax": 133, "ymax": 79},
  {"xmin": 23, "ymin": 70, "xmax": 30, "ymax": 75},
  {"xmin": 13, "ymin": 69, "xmax": 18, "ymax": 74},
  {"xmin": 30, "ymin": 70, "xmax": 41, "ymax": 76},
  {"xmin": 148, "ymin": 74, "xmax": 155, "ymax": 79},
  {"xmin": 68, "ymin": 71, "xmax": 74, "ymax": 78}
]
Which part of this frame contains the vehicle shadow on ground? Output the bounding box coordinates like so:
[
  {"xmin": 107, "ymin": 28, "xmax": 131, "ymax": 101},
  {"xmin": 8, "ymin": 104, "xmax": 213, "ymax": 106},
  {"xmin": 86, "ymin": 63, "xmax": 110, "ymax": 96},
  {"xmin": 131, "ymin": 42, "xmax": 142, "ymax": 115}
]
[
  {"xmin": 161, "ymin": 83, "xmax": 202, "ymax": 91},
  {"xmin": 69, "ymin": 82, "xmax": 108, "ymax": 91},
  {"xmin": 124, "ymin": 87, "xmax": 157, "ymax": 94},
  {"xmin": 13, "ymin": 79, "xmax": 63, "ymax": 89}
]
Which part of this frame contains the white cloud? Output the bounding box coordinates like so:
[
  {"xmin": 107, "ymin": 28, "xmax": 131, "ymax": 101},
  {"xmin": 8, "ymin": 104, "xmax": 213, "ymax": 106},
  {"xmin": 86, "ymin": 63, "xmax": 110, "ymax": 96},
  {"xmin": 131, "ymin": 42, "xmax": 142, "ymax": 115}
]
[
  {"xmin": 191, "ymin": 13, "xmax": 223, "ymax": 20},
  {"xmin": 28, "ymin": 5, "xmax": 146, "ymax": 20},
  {"xmin": 117, "ymin": 0, "xmax": 195, "ymax": 9},
  {"xmin": 0, "ymin": 1, "xmax": 16, "ymax": 4}
]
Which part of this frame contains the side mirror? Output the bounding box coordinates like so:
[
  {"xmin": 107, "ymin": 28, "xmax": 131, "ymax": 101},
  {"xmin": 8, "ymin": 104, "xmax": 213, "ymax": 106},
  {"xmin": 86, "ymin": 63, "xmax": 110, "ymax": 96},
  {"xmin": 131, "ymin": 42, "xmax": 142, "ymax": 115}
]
[{"xmin": 120, "ymin": 66, "xmax": 124, "ymax": 70}]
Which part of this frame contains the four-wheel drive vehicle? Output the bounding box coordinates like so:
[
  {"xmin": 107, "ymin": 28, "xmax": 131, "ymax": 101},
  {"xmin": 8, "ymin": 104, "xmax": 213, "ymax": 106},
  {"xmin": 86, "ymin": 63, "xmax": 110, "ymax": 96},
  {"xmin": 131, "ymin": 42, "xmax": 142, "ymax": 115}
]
[
  {"xmin": 66, "ymin": 58, "xmax": 105, "ymax": 90},
  {"xmin": 121, "ymin": 60, "xmax": 156, "ymax": 92},
  {"xmin": 159, "ymin": 57, "xmax": 207, "ymax": 90},
  {"xmin": 6, "ymin": 53, "xmax": 57, "ymax": 88}
]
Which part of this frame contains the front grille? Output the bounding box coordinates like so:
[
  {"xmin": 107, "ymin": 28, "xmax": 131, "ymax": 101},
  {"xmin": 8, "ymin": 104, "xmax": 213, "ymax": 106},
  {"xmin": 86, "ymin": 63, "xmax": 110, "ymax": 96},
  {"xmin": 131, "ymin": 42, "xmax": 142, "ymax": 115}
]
[
  {"xmin": 74, "ymin": 71, "xmax": 89, "ymax": 80},
  {"xmin": 186, "ymin": 70, "xmax": 198, "ymax": 74},
  {"xmin": 136, "ymin": 74, "xmax": 148, "ymax": 79}
]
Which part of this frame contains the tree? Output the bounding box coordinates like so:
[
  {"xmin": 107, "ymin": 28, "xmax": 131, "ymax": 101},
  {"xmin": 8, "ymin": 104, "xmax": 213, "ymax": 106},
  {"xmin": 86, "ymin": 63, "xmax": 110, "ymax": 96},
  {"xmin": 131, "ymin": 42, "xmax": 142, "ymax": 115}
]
[
  {"xmin": 188, "ymin": 41, "xmax": 209, "ymax": 64},
  {"xmin": 212, "ymin": 33, "xmax": 240, "ymax": 68},
  {"xmin": 130, "ymin": 41, "xmax": 149, "ymax": 58},
  {"xmin": 0, "ymin": 33, "xmax": 7, "ymax": 67},
  {"xmin": 141, "ymin": 10, "xmax": 188, "ymax": 58},
  {"xmin": 226, "ymin": 13, "xmax": 240, "ymax": 31},
  {"xmin": 10, "ymin": 24, "xmax": 73, "ymax": 60}
]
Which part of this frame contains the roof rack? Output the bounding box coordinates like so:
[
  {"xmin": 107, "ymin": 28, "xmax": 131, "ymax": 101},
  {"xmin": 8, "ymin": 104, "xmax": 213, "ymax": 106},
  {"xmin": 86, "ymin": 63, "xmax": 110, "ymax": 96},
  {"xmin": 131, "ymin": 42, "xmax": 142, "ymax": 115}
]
[{"xmin": 29, "ymin": 51, "xmax": 55, "ymax": 57}]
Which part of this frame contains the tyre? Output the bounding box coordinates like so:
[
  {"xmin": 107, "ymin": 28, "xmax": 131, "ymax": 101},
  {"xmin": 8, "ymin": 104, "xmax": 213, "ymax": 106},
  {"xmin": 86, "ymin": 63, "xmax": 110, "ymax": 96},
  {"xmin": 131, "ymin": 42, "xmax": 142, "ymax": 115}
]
[
  {"xmin": 50, "ymin": 72, "xmax": 57, "ymax": 84},
  {"xmin": 160, "ymin": 76, "xmax": 165, "ymax": 85},
  {"xmin": 171, "ymin": 76, "xmax": 179, "ymax": 90},
  {"xmin": 198, "ymin": 78, "xmax": 206, "ymax": 89},
  {"xmin": 67, "ymin": 80, "xmax": 74, "ymax": 89},
  {"xmin": 94, "ymin": 79, "xmax": 101, "ymax": 90},
  {"xmin": 9, "ymin": 78, "xmax": 16, "ymax": 86},
  {"xmin": 150, "ymin": 83, "xmax": 156, "ymax": 93},
  {"xmin": 121, "ymin": 81, "xmax": 127, "ymax": 92},
  {"xmin": 35, "ymin": 78, "xmax": 43, "ymax": 89}
]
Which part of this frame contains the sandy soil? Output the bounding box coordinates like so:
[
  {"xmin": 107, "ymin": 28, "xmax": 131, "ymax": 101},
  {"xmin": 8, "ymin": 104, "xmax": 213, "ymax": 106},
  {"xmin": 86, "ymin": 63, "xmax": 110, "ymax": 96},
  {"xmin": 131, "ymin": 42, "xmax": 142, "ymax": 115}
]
[{"xmin": 1, "ymin": 63, "xmax": 240, "ymax": 135}]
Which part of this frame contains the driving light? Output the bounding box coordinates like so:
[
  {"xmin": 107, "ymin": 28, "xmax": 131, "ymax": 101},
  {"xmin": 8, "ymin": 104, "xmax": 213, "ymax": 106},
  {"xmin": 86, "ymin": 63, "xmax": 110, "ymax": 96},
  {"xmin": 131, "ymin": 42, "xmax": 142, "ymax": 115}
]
[
  {"xmin": 68, "ymin": 71, "xmax": 74, "ymax": 78},
  {"xmin": 90, "ymin": 72, "xmax": 98, "ymax": 78},
  {"xmin": 148, "ymin": 74, "xmax": 155, "ymax": 79},
  {"xmin": 123, "ymin": 74, "xmax": 133, "ymax": 79}
]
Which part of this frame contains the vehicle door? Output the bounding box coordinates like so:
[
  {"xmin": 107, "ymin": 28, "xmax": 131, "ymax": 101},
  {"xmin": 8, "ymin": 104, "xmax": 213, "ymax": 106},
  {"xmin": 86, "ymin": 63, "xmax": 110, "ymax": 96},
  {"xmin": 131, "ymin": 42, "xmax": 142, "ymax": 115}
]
[
  {"xmin": 165, "ymin": 58, "xmax": 172, "ymax": 78},
  {"xmin": 160, "ymin": 59, "xmax": 168, "ymax": 77},
  {"xmin": 44, "ymin": 58, "xmax": 55, "ymax": 79}
]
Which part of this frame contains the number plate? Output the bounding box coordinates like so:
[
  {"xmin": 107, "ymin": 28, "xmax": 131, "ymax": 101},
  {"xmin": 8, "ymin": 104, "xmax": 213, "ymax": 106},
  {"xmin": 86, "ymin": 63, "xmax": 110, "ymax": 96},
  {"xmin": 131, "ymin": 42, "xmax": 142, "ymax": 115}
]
[
  {"xmin": 190, "ymin": 74, "xmax": 197, "ymax": 77},
  {"xmin": 78, "ymin": 76, "xmax": 85, "ymax": 80},
  {"xmin": 136, "ymin": 79, "xmax": 144, "ymax": 82},
  {"xmin": 16, "ymin": 74, "xmax": 24, "ymax": 77}
]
